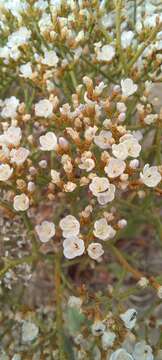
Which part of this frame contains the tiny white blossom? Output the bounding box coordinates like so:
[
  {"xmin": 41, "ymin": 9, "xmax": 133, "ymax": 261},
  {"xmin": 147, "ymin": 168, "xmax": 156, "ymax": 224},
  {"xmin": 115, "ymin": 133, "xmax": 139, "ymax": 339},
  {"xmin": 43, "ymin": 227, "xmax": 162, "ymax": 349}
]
[
  {"xmin": 87, "ymin": 242, "xmax": 104, "ymax": 260},
  {"xmin": 20, "ymin": 62, "xmax": 33, "ymax": 78},
  {"xmin": 110, "ymin": 348, "xmax": 133, "ymax": 360},
  {"xmin": 10, "ymin": 147, "xmax": 30, "ymax": 165},
  {"xmin": 13, "ymin": 193, "xmax": 29, "ymax": 211},
  {"xmin": 101, "ymin": 330, "xmax": 116, "ymax": 349},
  {"xmin": 96, "ymin": 44, "xmax": 115, "ymax": 62},
  {"xmin": 64, "ymin": 182, "xmax": 77, "ymax": 192},
  {"xmin": 59, "ymin": 215, "xmax": 80, "ymax": 237},
  {"xmin": 0, "ymin": 164, "xmax": 13, "ymax": 181},
  {"xmin": 144, "ymin": 114, "xmax": 158, "ymax": 125},
  {"xmin": 112, "ymin": 135, "xmax": 141, "ymax": 160},
  {"xmin": 93, "ymin": 218, "xmax": 116, "ymax": 240},
  {"xmin": 121, "ymin": 78, "xmax": 137, "ymax": 97},
  {"xmin": 94, "ymin": 130, "xmax": 113, "ymax": 149},
  {"xmin": 140, "ymin": 164, "xmax": 161, "ymax": 187},
  {"xmin": 91, "ymin": 321, "xmax": 106, "ymax": 336},
  {"xmin": 105, "ymin": 158, "xmax": 126, "ymax": 178},
  {"xmin": 35, "ymin": 99, "xmax": 53, "ymax": 118},
  {"xmin": 68, "ymin": 296, "xmax": 82, "ymax": 309},
  {"xmin": 132, "ymin": 341, "xmax": 153, "ymax": 360},
  {"xmin": 157, "ymin": 286, "xmax": 162, "ymax": 299},
  {"xmin": 22, "ymin": 321, "xmax": 39, "ymax": 343},
  {"xmin": 121, "ymin": 31, "xmax": 134, "ymax": 48},
  {"xmin": 63, "ymin": 236, "xmax": 85, "ymax": 259},
  {"xmin": 138, "ymin": 277, "xmax": 149, "ymax": 288},
  {"xmin": 89, "ymin": 176, "xmax": 110, "ymax": 196},
  {"xmin": 4, "ymin": 126, "xmax": 22, "ymax": 146},
  {"xmin": 79, "ymin": 158, "xmax": 95, "ymax": 172},
  {"xmin": 51, "ymin": 169, "xmax": 60, "ymax": 184},
  {"xmin": 1, "ymin": 97, "xmax": 20, "ymax": 119},
  {"xmin": 42, "ymin": 50, "xmax": 59, "ymax": 67},
  {"xmin": 35, "ymin": 221, "xmax": 55, "ymax": 242},
  {"xmin": 39, "ymin": 132, "xmax": 57, "ymax": 151},
  {"xmin": 97, "ymin": 184, "xmax": 116, "ymax": 205},
  {"xmin": 120, "ymin": 308, "xmax": 137, "ymax": 330}
]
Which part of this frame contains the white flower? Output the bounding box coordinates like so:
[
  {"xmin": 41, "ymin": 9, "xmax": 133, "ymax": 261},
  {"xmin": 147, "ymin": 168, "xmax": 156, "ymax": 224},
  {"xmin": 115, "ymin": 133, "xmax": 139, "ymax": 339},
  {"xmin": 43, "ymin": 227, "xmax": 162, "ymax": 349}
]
[
  {"xmin": 59, "ymin": 215, "xmax": 80, "ymax": 237},
  {"xmin": 20, "ymin": 62, "xmax": 33, "ymax": 79},
  {"xmin": 87, "ymin": 242, "xmax": 104, "ymax": 260},
  {"xmin": 10, "ymin": 147, "xmax": 30, "ymax": 165},
  {"xmin": 121, "ymin": 31, "xmax": 134, "ymax": 48},
  {"xmin": 132, "ymin": 341, "xmax": 153, "ymax": 360},
  {"xmin": 42, "ymin": 50, "xmax": 59, "ymax": 67},
  {"xmin": 140, "ymin": 164, "xmax": 161, "ymax": 187},
  {"xmin": 112, "ymin": 142, "xmax": 128, "ymax": 160},
  {"xmin": 129, "ymin": 159, "xmax": 139, "ymax": 169},
  {"xmin": 117, "ymin": 102, "xmax": 127, "ymax": 113},
  {"xmin": 51, "ymin": 169, "xmax": 60, "ymax": 184},
  {"xmin": 138, "ymin": 277, "xmax": 149, "ymax": 288},
  {"xmin": 157, "ymin": 286, "xmax": 162, "ymax": 299},
  {"xmin": 35, "ymin": 99, "xmax": 53, "ymax": 118},
  {"xmin": 101, "ymin": 330, "xmax": 116, "ymax": 349},
  {"xmin": 4, "ymin": 126, "xmax": 22, "ymax": 146},
  {"xmin": 64, "ymin": 182, "xmax": 77, "ymax": 192},
  {"xmin": 39, "ymin": 132, "xmax": 57, "ymax": 151},
  {"xmin": 97, "ymin": 184, "xmax": 116, "ymax": 205},
  {"xmin": 120, "ymin": 308, "xmax": 137, "ymax": 330},
  {"xmin": 96, "ymin": 44, "xmax": 115, "ymax": 62},
  {"xmin": 79, "ymin": 158, "xmax": 95, "ymax": 172},
  {"xmin": 105, "ymin": 158, "xmax": 126, "ymax": 178},
  {"xmin": 84, "ymin": 126, "xmax": 98, "ymax": 141},
  {"xmin": 22, "ymin": 321, "xmax": 39, "ymax": 343},
  {"xmin": 68, "ymin": 296, "xmax": 82, "ymax": 309},
  {"xmin": 7, "ymin": 27, "xmax": 31, "ymax": 49},
  {"xmin": 93, "ymin": 218, "xmax": 116, "ymax": 240},
  {"xmin": 112, "ymin": 135, "xmax": 141, "ymax": 160},
  {"xmin": 91, "ymin": 321, "xmax": 106, "ymax": 336},
  {"xmin": 121, "ymin": 78, "xmax": 137, "ymax": 97},
  {"xmin": 89, "ymin": 176, "xmax": 110, "ymax": 196},
  {"xmin": 35, "ymin": 221, "xmax": 55, "ymax": 242},
  {"xmin": 63, "ymin": 236, "xmax": 85, "ymax": 259},
  {"xmin": 144, "ymin": 114, "xmax": 158, "ymax": 125},
  {"xmin": 13, "ymin": 193, "xmax": 29, "ymax": 211},
  {"xmin": 0, "ymin": 164, "xmax": 13, "ymax": 181},
  {"xmin": 94, "ymin": 130, "xmax": 113, "ymax": 149},
  {"xmin": 110, "ymin": 348, "xmax": 133, "ymax": 360},
  {"xmin": 1, "ymin": 97, "xmax": 20, "ymax": 119}
]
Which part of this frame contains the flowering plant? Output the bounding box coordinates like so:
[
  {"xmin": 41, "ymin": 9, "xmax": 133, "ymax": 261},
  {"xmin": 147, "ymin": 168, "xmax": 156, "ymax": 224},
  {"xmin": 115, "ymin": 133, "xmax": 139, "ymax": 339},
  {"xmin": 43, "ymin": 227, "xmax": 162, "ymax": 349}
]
[{"xmin": 0, "ymin": 0, "xmax": 162, "ymax": 359}]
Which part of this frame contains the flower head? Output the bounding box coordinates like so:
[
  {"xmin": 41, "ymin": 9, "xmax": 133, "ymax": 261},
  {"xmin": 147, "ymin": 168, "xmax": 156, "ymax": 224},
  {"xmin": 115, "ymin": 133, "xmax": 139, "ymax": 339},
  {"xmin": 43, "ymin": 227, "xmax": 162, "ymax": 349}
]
[
  {"xmin": 0, "ymin": 164, "xmax": 13, "ymax": 181},
  {"xmin": 35, "ymin": 99, "xmax": 53, "ymax": 118},
  {"xmin": 93, "ymin": 218, "xmax": 116, "ymax": 240},
  {"xmin": 13, "ymin": 193, "xmax": 29, "ymax": 211},
  {"xmin": 59, "ymin": 215, "xmax": 80, "ymax": 237},
  {"xmin": 121, "ymin": 78, "xmax": 137, "ymax": 97},
  {"xmin": 63, "ymin": 236, "xmax": 85, "ymax": 259},
  {"xmin": 140, "ymin": 164, "xmax": 161, "ymax": 187},
  {"xmin": 120, "ymin": 308, "xmax": 137, "ymax": 330},
  {"xmin": 35, "ymin": 221, "xmax": 55, "ymax": 242},
  {"xmin": 105, "ymin": 158, "xmax": 126, "ymax": 178},
  {"xmin": 96, "ymin": 44, "xmax": 115, "ymax": 62},
  {"xmin": 39, "ymin": 132, "xmax": 57, "ymax": 151},
  {"xmin": 87, "ymin": 242, "xmax": 104, "ymax": 260}
]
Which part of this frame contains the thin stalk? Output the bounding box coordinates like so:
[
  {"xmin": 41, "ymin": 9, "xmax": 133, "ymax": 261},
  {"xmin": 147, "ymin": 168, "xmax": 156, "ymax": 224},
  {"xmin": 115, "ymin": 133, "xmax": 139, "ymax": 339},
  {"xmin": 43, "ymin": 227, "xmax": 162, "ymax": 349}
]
[
  {"xmin": 127, "ymin": 21, "xmax": 162, "ymax": 72},
  {"xmin": 116, "ymin": 0, "xmax": 127, "ymax": 74},
  {"xmin": 54, "ymin": 252, "xmax": 66, "ymax": 360}
]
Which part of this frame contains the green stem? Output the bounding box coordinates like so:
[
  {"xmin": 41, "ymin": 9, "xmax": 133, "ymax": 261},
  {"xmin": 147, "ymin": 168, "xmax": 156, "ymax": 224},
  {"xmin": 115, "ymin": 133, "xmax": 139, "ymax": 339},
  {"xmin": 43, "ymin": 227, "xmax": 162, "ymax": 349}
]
[
  {"xmin": 116, "ymin": 0, "xmax": 127, "ymax": 74},
  {"xmin": 55, "ymin": 252, "xmax": 66, "ymax": 360},
  {"xmin": 127, "ymin": 21, "xmax": 162, "ymax": 72}
]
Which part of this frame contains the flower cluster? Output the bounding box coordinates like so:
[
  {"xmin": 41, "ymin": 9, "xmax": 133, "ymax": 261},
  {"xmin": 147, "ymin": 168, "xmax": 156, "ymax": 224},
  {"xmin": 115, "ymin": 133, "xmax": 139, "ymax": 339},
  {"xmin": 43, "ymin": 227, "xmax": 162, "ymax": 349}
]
[{"xmin": 0, "ymin": 0, "xmax": 162, "ymax": 358}]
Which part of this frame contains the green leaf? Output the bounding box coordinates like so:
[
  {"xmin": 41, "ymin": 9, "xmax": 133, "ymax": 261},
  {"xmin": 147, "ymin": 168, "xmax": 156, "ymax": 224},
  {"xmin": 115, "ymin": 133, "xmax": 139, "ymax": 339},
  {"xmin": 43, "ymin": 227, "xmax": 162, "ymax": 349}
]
[{"xmin": 67, "ymin": 307, "xmax": 85, "ymax": 335}]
